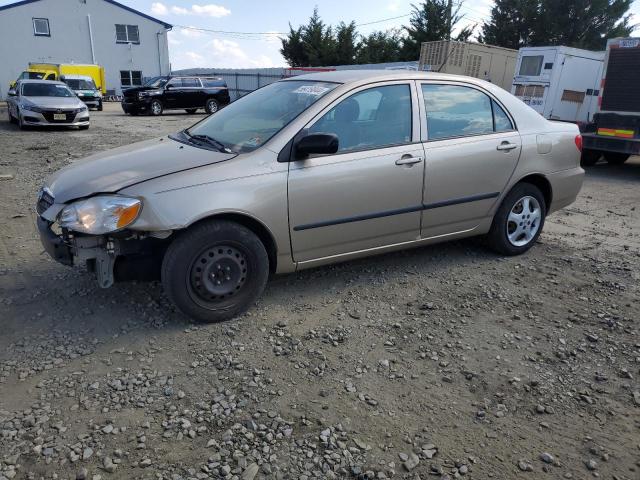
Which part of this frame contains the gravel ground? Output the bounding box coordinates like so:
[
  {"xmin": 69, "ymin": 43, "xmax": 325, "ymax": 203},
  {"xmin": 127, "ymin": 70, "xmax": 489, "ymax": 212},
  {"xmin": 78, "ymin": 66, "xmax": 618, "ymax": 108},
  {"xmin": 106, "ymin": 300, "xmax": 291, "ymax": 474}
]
[{"xmin": 0, "ymin": 103, "xmax": 639, "ymax": 480}]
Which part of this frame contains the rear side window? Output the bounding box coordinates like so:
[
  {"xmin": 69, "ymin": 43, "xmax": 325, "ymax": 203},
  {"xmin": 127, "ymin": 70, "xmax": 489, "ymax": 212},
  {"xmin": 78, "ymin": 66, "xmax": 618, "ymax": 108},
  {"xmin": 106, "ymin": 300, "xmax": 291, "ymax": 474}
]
[
  {"xmin": 422, "ymin": 84, "xmax": 513, "ymax": 140},
  {"xmin": 202, "ymin": 78, "xmax": 226, "ymax": 88},
  {"xmin": 519, "ymin": 56, "xmax": 544, "ymax": 76}
]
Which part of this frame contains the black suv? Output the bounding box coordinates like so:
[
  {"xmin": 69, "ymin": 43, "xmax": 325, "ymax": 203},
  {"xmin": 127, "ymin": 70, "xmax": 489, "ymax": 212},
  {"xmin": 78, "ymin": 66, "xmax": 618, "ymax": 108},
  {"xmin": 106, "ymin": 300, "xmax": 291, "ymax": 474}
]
[{"xmin": 121, "ymin": 76, "xmax": 231, "ymax": 116}]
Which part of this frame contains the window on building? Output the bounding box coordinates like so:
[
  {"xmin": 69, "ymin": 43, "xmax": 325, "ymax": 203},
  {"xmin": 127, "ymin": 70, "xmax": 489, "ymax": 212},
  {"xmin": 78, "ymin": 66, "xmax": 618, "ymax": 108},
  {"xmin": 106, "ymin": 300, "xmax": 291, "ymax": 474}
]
[
  {"xmin": 115, "ymin": 24, "xmax": 140, "ymax": 44},
  {"xmin": 519, "ymin": 56, "xmax": 544, "ymax": 76},
  {"xmin": 33, "ymin": 18, "xmax": 50, "ymax": 36},
  {"xmin": 120, "ymin": 70, "xmax": 143, "ymax": 87}
]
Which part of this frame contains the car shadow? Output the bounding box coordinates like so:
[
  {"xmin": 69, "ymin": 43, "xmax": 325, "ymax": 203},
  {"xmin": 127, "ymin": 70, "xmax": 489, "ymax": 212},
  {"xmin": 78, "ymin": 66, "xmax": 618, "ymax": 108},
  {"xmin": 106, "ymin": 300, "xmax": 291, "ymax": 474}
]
[{"xmin": 586, "ymin": 156, "xmax": 640, "ymax": 182}]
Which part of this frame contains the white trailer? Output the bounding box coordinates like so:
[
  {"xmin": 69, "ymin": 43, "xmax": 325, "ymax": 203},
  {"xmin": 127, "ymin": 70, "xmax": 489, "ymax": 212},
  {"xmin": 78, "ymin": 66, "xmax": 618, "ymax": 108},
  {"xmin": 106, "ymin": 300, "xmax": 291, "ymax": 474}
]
[{"xmin": 511, "ymin": 46, "xmax": 604, "ymax": 125}]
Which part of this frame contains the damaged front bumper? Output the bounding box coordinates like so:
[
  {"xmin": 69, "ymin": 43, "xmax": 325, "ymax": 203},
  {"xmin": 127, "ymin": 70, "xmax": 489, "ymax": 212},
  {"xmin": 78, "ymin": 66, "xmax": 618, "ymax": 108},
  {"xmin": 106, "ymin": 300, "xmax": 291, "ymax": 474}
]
[{"xmin": 37, "ymin": 216, "xmax": 121, "ymax": 288}]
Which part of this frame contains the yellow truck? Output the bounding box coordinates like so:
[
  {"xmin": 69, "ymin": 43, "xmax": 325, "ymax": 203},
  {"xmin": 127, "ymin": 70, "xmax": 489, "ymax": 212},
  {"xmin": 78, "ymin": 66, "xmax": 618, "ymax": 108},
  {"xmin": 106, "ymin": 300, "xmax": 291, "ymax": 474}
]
[{"xmin": 11, "ymin": 63, "xmax": 106, "ymax": 94}]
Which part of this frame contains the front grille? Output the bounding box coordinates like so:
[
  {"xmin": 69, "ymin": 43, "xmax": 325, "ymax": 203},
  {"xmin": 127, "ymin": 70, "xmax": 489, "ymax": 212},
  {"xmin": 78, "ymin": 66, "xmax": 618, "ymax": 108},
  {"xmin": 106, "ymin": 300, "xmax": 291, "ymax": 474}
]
[
  {"xmin": 36, "ymin": 188, "xmax": 54, "ymax": 215},
  {"xmin": 42, "ymin": 110, "xmax": 76, "ymax": 123}
]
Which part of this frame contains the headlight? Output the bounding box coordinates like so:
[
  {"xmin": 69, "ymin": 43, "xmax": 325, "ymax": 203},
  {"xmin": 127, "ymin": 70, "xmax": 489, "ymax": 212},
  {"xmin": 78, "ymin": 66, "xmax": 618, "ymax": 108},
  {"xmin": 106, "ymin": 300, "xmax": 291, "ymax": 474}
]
[
  {"xmin": 59, "ymin": 196, "xmax": 142, "ymax": 234},
  {"xmin": 25, "ymin": 104, "xmax": 45, "ymax": 113},
  {"xmin": 138, "ymin": 89, "xmax": 162, "ymax": 99}
]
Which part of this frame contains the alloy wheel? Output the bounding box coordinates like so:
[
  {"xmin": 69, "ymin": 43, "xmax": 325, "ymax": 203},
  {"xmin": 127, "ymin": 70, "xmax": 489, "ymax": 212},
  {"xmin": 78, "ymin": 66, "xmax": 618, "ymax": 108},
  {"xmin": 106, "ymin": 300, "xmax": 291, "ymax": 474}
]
[{"xmin": 506, "ymin": 196, "xmax": 541, "ymax": 247}]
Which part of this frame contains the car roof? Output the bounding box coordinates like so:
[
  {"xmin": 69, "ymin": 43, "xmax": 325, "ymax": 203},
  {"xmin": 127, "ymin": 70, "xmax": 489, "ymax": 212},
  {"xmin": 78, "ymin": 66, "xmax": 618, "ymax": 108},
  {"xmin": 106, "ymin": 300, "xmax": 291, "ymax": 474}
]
[
  {"xmin": 18, "ymin": 79, "xmax": 66, "ymax": 85},
  {"xmin": 281, "ymin": 69, "xmax": 488, "ymax": 86}
]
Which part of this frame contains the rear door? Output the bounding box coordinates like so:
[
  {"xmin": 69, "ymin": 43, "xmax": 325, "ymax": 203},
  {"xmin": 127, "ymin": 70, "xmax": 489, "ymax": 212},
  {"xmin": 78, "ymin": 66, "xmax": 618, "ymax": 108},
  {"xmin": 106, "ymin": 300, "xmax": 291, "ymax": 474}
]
[
  {"xmin": 417, "ymin": 82, "xmax": 522, "ymax": 238},
  {"xmin": 181, "ymin": 77, "xmax": 204, "ymax": 108}
]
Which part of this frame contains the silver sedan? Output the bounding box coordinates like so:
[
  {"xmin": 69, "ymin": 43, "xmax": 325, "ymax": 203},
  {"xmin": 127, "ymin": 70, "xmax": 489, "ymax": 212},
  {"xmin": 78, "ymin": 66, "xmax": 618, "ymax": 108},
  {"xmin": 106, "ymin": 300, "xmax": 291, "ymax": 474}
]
[{"xmin": 7, "ymin": 80, "xmax": 90, "ymax": 130}]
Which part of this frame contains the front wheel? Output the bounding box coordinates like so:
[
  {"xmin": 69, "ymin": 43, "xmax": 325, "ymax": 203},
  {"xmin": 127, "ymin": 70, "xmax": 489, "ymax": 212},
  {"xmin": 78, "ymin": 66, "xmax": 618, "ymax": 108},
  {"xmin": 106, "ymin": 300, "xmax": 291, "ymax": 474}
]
[
  {"xmin": 603, "ymin": 152, "xmax": 629, "ymax": 165},
  {"xmin": 487, "ymin": 183, "xmax": 546, "ymax": 256},
  {"xmin": 205, "ymin": 98, "xmax": 219, "ymax": 114},
  {"xmin": 17, "ymin": 110, "xmax": 27, "ymax": 130},
  {"xmin": 161, "ymin": 220, "xmax": 269, "ymax": 323},
  {"xmin": 150, "ymin": 99, "xmax": 163, "ymax": 116},
  {"xmin": 7, "ymin": 106, "xmax": 15, "ymax": 124}
]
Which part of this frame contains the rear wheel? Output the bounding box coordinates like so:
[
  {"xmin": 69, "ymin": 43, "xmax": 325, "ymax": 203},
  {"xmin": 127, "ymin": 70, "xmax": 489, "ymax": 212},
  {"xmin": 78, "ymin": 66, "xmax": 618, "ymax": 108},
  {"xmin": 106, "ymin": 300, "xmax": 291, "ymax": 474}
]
[
  {"xmin": 205, "ymin": 98, "xmax": 219, "ymax": 114},
  {"xmin": 185, "ymin": 108, "xmax": 198, "ymax": 114},
  {"xmin": 150, "ymin": 99, "xmax": 163, "ymax": 116},
  {"xmin": 161, "ymin": 220, "xmax": 269, "ymax": 323},
  {"xmin": 603, "ymin": 152, "xmax": 630, "ymax": 165},
  {"xmin": 580, "ymin": 149, "xmax": 601, "ymax": 167},
  {"xmin": 487, "ymin": 183, "xmax": 546, "ymax": 256}
]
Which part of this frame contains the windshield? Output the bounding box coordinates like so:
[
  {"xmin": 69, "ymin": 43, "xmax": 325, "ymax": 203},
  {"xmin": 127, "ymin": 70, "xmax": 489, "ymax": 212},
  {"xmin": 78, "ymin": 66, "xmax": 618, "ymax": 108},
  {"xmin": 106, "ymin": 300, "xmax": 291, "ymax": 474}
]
[
  {"xmin": 187, "ymin": 80, "xmax": 338, "ymax": 153},
  {"xmin": 144, "ymin": 76, "xmax": 169, "ymax": 88},
  {"xmin": 19, "ymin": 71, "xmax": 46, "ymax": 80},
  {"xmin": 22, "ymin": 83, "xmax": 75, "ymax": 97},
  {"xmin": 65, "ymin": 79, "xmax": 97, "ymax": 90}
]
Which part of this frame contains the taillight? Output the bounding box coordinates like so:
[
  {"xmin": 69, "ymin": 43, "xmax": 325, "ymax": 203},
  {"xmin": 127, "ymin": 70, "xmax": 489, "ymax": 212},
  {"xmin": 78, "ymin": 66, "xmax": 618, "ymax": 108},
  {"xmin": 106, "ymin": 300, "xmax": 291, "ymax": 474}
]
[{"xmin": 575, "ymin": 134, "xmax": 583, "ymax": 152}]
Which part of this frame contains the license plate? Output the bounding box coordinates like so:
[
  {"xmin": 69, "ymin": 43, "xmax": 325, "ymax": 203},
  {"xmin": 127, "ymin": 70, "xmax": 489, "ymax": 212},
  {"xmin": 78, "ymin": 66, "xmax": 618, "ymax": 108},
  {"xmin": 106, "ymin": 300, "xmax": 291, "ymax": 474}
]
[{"xmin": 53, "ymin": 113, "xmax": 66, "ymax": 120}]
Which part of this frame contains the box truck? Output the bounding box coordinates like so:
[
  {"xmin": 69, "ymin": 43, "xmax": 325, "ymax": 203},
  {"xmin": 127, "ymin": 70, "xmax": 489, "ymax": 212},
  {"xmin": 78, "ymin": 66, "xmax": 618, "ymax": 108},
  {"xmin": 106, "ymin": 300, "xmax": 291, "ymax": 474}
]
[
  {"xmin": 419, "ymin": 40, "xmax": 518, "ymax": 90},
  {"xmin": 511, "ymin": 46, "xmax": 604, "ymax": 125},
  {"xmin": 10, "ymin": 63, "xmax": 106, "ymax": 95},
  {"xmin": 581, "ymin": 38, "xmax": 640, "ymax": 166}
]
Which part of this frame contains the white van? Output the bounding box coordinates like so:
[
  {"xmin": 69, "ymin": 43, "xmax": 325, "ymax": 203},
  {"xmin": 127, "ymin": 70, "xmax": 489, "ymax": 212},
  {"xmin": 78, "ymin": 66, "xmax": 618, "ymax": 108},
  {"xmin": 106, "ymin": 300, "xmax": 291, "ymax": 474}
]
[{"xmin": 511, "ymin": 46, "xmax": 604, "ymax": 125}]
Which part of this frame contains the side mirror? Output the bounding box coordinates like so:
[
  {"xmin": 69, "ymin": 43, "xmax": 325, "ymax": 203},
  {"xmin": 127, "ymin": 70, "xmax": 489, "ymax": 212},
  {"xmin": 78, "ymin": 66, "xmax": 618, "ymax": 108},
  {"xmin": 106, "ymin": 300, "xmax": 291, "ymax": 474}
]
[
  {"xmin": 295, "ymin": 133, "xmax": 339, "ymax": 158},
  {"xmin": 7, "ymin": 89, "xmax": 16, "ymax": 96}
]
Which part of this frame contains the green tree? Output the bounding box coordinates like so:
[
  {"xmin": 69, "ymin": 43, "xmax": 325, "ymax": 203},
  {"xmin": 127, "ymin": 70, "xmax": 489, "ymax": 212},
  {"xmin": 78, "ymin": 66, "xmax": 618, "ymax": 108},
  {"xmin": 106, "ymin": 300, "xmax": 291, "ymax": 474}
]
[
  {"xmin": 401, "ymin": 0, "xmax": 475, "ymax": 60},
  {"xmin": 334, "ymin": 21, "xmax": 360, "ymax": 65},
  {"xmin": 478, "ymin": 0, "xmax": 538, "ymax": 50},
  {"xmin": 280, "ymin": 8, "xmax": 338, "ymax": 67},
  {"xmin": 357, "ymin": 30, "xmax": 404, "ymax": 64},
  {"xmin": 480, "ymin": 0, "xmax": 636, "ymax": 50},
  {"xmin": 280, "ymin": 25, "xmax": 308, "ymax": 67}
]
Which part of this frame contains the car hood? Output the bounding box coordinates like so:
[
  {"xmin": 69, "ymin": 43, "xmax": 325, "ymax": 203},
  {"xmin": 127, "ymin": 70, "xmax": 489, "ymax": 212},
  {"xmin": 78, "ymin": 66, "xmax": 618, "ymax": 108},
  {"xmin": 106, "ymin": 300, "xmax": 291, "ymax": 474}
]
[
  {"xmin": 22, "ymin": 96, "xmax": 84, "ymax": 109},
  {"xmin": 123, "ymin": 86, "xmax": 159, "ymax": 95},
  {"xmin": 45, "ymin": 136, "xmax": 237, "ymax": 203}
]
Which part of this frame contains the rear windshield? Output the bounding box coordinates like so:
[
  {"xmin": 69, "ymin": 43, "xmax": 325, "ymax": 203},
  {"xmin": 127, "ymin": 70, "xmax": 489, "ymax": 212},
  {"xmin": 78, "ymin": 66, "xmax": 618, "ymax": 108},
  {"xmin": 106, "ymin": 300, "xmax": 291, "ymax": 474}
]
[
  {"xmin": 22, "ymin": 83, "xmax": 75, "ymax": 97},
  {"xmin": 19, "ymin": 71, "xmax": 46, "ymax": 80},
  {"xmin": 65, "ymin": 79, "xmax": 97, "ymax": 90}
]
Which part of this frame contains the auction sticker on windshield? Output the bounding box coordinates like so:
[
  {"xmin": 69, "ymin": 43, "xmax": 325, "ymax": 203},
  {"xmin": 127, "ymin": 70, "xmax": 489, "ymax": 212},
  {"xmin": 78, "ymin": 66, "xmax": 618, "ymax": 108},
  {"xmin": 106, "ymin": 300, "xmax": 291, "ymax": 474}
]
[{"xmin": 293, "ymin": 85, "xmax": 331, "ymax": 96}]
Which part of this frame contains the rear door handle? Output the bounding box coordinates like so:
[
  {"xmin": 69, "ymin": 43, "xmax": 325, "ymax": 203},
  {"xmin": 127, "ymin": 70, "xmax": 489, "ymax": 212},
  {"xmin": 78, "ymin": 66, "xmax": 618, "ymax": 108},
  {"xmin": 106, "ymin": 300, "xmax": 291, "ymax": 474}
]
[
  {"xmin": 395, "ymin": 156, "xmax": 423, "ymax": 166},
  {"xmin": 497, "ymin": 142, "xmax": 519, "ymax": 151}
]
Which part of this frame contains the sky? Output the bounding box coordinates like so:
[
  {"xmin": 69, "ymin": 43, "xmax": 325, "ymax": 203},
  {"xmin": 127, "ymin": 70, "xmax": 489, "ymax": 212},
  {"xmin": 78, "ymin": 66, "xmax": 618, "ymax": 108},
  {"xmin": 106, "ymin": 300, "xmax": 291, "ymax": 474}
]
[{"xmin": 1, "ymin": 0, "xmax": 639, "ymax": 70}]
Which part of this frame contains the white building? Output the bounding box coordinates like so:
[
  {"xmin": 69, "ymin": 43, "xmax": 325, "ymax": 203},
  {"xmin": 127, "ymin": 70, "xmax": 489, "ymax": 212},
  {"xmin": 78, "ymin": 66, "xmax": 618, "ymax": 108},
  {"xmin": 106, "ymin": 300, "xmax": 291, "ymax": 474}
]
[{"xmin": 0, "ymin": 0, "xmax": 172, "ymax": 98}]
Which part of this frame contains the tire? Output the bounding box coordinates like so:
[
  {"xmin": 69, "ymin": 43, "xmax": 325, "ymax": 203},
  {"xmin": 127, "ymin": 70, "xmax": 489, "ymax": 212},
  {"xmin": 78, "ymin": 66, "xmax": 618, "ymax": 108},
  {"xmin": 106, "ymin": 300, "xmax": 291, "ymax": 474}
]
[
  {"xmin": 149, "ymin": 99, "xmax": 163, "ymax": 116},
  {"xmin": 603, "ymin": 152, "xmax": 629, "ymax": 165},
  {"xmin": 97, "ymin": 101, "xmax": 103, "ymax": 112},
  {"xmin": 7, "ymin": 107, "xmax": 15, "ymax": 124},
  {"xmin": 161, "ymin": 220, "xmax": 269, "ymax": 323},
  {"xmin": 17, "ymin": 110, "xmax": 26, "ymax": 130},
  {"xmin": 581, "ymin": 149, "xmax": 600, "ymax": 167},
  {"xmin": 185, "ymin": 108, "xmax": 198, "ymax": 114},
  {"xmin": 205, "ymin": 98, "xmax": 219, "ymax": 114},
  {"xmin": 487, "ymin": 183, "xmax": 546, "ymax": 256}
]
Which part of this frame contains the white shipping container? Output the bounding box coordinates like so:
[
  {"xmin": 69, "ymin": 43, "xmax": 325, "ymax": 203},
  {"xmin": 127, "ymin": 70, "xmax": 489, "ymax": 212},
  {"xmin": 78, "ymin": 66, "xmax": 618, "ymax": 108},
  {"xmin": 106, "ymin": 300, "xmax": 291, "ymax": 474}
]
[{"xmin": 511, "ymin": 46, "xmax": 605, "ymax": 125}]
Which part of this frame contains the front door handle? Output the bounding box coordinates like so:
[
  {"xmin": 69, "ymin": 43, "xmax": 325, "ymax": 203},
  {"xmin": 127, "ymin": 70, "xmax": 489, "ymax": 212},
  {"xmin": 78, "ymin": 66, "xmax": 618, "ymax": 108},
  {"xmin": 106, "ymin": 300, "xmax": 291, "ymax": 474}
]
[
  {"xmin": 497, "ymin": 142, "xmax": 519, "ymax": 151},
  {"xmin": 395, "ymin": 156, "xmax": 423, "ymax": 166}
]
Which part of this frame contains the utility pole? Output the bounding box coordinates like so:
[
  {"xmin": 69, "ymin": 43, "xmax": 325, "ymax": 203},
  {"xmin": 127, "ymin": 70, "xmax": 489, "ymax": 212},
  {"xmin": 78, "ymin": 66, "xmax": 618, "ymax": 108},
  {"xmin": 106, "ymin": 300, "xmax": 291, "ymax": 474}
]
[{"xmin": 446, "ymin": 0, "xmax": 453, "ymax": 39}]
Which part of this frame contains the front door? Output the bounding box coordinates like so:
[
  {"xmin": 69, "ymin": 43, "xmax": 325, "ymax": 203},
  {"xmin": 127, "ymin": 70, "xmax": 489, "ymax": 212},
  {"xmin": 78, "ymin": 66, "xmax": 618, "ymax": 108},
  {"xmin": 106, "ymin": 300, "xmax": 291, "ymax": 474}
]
[
  {"xmin": 417, "ymin": 82, "xmax": 522, "ymax": 238},
  {"xmin": 288, "ymin": 82, "xmax": 425, "ymax": 263},
  {"xmin": 163, "ymin": 78, "xmax": 183, "ymax": 108}
]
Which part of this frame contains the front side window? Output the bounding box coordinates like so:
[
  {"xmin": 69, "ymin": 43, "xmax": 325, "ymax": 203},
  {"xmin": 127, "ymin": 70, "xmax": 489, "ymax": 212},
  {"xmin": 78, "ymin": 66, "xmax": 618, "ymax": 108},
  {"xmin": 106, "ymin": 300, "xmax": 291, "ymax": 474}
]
[
  {"xmin": 115, "ymin": 24, "xmax": 140, "ymax": 44},
  {"xmin": 187, "ymin": 80, "xmax": 338, "ymax": 153},
  {"xmin": 120, "ymin": 70, "xmax": 143, "ymax": 87},
  {"xmin": 308, "ymin": 84, "xmax": 412, "ymax": 153},
  {"xmin": 33, "ymin": 18, "xmax": 50, "ymax": 36},
  {"xmin": 519, "ymin": 56, "xmax": 544, "ymax": 76},
  {"xmin": 22, "ymin": 83, "xmax": 74, "ymax": 97}
]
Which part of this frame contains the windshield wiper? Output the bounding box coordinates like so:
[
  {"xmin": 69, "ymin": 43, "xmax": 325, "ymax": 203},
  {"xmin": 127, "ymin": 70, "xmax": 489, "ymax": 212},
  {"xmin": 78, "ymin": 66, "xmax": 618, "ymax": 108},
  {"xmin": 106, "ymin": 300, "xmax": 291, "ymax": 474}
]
[{"xmin": 184, "ymin": 130, "xmax": 230, "ymax": 153}]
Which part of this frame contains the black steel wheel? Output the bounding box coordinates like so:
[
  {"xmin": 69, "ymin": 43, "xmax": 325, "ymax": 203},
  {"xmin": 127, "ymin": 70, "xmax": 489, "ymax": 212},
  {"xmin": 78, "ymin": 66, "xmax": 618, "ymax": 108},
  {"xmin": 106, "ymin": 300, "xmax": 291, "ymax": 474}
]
[{"xmin": 162, "ymin": 220, "xmax": 269, "ymax": 323}]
